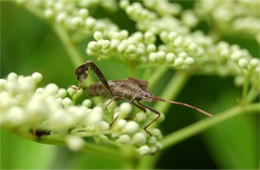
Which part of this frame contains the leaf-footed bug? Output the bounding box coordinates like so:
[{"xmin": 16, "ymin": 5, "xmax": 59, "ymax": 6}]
[{"xmin": 73, "ymin": 60, "xmax": 214, "ymax": 136}]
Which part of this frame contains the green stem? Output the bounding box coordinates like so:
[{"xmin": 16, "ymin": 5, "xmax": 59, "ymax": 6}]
[
  {"xmin": 53, "ymin": 25, "xmax": 83, "ymax": 67},
  {"xmin": 18, "ymin": 132, "xmax": 127, "ymax": 161},
  {"xmin": 246, "ymin": 86, "xmax": 259, "ymax": 103},
  {"xmin": 148, "ymin": 66, "xmax": 168, "ymax": 89},
  {"xmin": 155, "ymin": 71, "xmax": 189, "ymax": 113},
  {"xmin": 242, "ymin": 78, "xmax": 249, "ymax": 104},
  {"xmin": 161, "ymin": 103, "xmax": 260, "ymax": 149}
]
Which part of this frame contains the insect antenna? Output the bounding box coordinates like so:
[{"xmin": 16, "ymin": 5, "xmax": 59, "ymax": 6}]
[{"xmin": 154, "ymin": 96, "xmax": 214, "ymax": 117}]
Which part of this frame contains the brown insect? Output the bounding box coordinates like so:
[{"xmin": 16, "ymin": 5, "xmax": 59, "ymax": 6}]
[{"xmin": 73, "ymin": 60, "xmax": 213, "ymax": 135}]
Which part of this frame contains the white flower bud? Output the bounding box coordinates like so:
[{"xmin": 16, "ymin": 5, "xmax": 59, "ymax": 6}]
[
  {"xmin": 137, "ymin": 145, "xmax": 150, "ymax": 155},
  {"xmin": 148, "ymin": 136, "xmax": 157, "ymax": 144},
  {"xmin": 54, "ymin": 2, "xmax": 64, "ymax": 11},
  {"xmin": 7, "ymin": 106, "xmax": 25, "ymax": 125},
  {"xmin": 166, "ymin": 53, "xmax": 176, "ymax": 63},
  {"xmin": 231, "ymin": 51, "xmax": 242, "ymax": 61},
  {"xmin": 94, "ymin": 31, "xmax": 103, "ymax": 40},
  {"xmin": 44, "ymin": 8, "xmax": 54, "ymax": 18},
  {"xmin": 87, "ymin": 107, "xmax": 103, "ymax": 124},
  {"xmin": 0, "ymin": 79, "xmax": 7, "ymax": 90},
  {"xmin": 79, "ymin": 9, "xmax": 89, "ymax": 18},
  {"xmin": 160, "ymin": 31, "xmax": 168, "ymax": 42},
  {"xmin": 62, "ymin": 97, "xmax": 72, "ymax": 107},
  {"xmin": 135, "ymin": 112, "xmax": 146, "ymax": 122},
  {"xmin": 19, "ymin": 77, "xmax": 34, "ymax": 93},
  {"xmin": 0, "ymin": 92, "xmax": 12, "ymax": 108},
  {"xmin": 220, "ymin": 48, "xmax": 229, "ymax": 57},
  {"xmin": 188, "ymin": 43, "xmax": 197, "ymax": 51},
  {"xmin": 85, "ymin": 17, "xmax": 96, "ymax": 29},
  {"xmin": 149, "ymin": 52, "xmax": 157, "ymax": 62},
  {"xmin": 174, "ymin": 36, "xmax": 182, "ymax": 46},
  {"xmin": 116, "ymin": 134, "xmax": 131, "ymax": 144},
  {"xmin": 45, "ymin": 83, "xmax": 59, "ymax": 95},
  {"xmin": 128, "ymin": 4, "xmax": 138, "ymax": 14},
  {"xmin": 99, "ymin": 40, "xmax": 110, "ymax": 50},
  {"xmin": 69, "ymin": 106, "xmax": 86, "ymax": 120},
  {"xmin": 113, "ymin": 119, "xmax": 127, "ymax": 130},
  {"xmin": 151, "ymin": 128, "xmax": 162, "ymax": 139},
  {"xmin": 184, "ymin": 57, "xmax": 194, "ymax": 65},
  {"xmin": 117, "ymin": 43, "xmax": 127, "ymax": 53},
  {"xmin": 32, "ymin": 72, "xmax": 42, "ymax": 84},
  {"xmin": 144, "ymin": 31, "xmax": 155, "ymax": 43},
  {"xmin": 156, "ymin": 142, "xmax": 163, "ymax": 149},
  {"xmin": 250, "ymin": 59, "xmax": 259, "ymax": 67},
  {"xmin": 169, "ymin": 32, "xmax": 178, "ymax": 41},
  {"xmin": 71, "ymin": 17, "xmax": 83, "ymax": 28},
  {"xmin": 8, "ymin": 72, "xmax": 18, "ymax": 82},
  {"xmin": 67, "ymin": 87, "xmax": 77, "ymax": 96},
  {"xmin": 174, "ymin": 58, "xmax": 184, "ymax": 67},
  {"xmin": 178, "ymin": 52, "xmax": 188, "ymax": 59},
  {"xmin": 147, "ymin": 44, "xmax": 156, "ymax": 52},
  {"xmin": 120, "ymin": 30, "xmax": 129, "ymax": 39},
  {"xmin": 119, "ymin": 102, "xmax": 132, "ymax": 116},
  {"xmin": 56, "ymin": 12, "xmax": 67, "ymax": 24},
  {"xmin": 126, "ymin": 45, "xmax": 136, "ymax": 53},
  {"xmin": 113, "ymin": 112, "xmax": 120, "ymax": 119},
  {"xmin": 123, "ymin": 121, "xmax": 139, "ymax": 134},
  {"xmin": 88, "ymin": 41, "xmax": 100, "ymax": 51},
  {"xmin": 132, "ymin": 132, "xmax": 146, "ymax": 145},
  {"xmin": 110, "ymin": 39, "xmax": 120, "ymax": 49},
  {"xmin": 96, "ymin": 121, "xmax": 109, "ymax": 131},
  {"xmin": 150, "ymin": 146, "xmax": 157, "ymax": 153},
  {"xmin": 66, "ymin": 136, "xmax": 84, "ymax": 151},
  {"xmin": 157, "ymin": 51, "xmax": 166, "ymax": 60},
  {"xmin": 133, "ymin": 32, "xmax": 142, "ymax": 41},
  {"xmin": 238, "ymin": 58, "xmax": 248, "ymax": 68},
  {"xmin": 86, "ymin": 49, "xmax": 97, "ymax": 56},
  {"xmin": 120, "ymin": 0, "xmax": 130, "ymax": 9},
  {"xmin": 57, "ymin": 88, "xmax": 67, "ymax": 98},
  {"xmin": 82, "ymin": 99, "xmax": 92, "ymax": 108}
]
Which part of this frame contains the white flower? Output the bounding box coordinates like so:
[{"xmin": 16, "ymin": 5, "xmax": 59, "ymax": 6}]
[{"xmin": 66, "ymin": 136, "xmax": 85, "ymax": 151}]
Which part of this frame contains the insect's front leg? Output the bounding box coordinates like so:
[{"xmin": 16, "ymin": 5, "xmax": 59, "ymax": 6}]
[{"xmin": 74, "ymin": 60, "xmax": 113, "ymax": 96}]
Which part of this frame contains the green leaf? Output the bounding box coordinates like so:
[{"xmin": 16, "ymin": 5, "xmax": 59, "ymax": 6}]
[
  {"xmin": 0, "ymin": 130, "xmax": 56, "ymax": 169},
  {"xmin": 203, "ymin": 90, "xmax": 259, "ymax": 169}
]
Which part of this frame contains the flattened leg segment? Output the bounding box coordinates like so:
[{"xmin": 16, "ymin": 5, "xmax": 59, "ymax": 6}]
[{"xmin": 74, "ymin": 60, "xmax": 114, "ymax": 96}]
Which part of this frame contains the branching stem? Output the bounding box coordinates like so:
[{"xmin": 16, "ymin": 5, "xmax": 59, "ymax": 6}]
[{"xmin": 161, "ymin": 103, "xmax": 260, "ymax": 149}]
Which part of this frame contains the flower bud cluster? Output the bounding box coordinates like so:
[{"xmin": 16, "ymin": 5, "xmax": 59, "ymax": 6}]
[
  {"xmin": 142, "ymin": 0, "xmax": 182, "ymax": 16},
  {"xmin": 195, "ymin": 0, "xmax": 260, "ymax": 44},
  {"xmin": 0, "ymin": 73, "xmax": 163, "ymax": 155},
  {"xmin": 86, "ymin": 30, "xmax": 197, "ymax": 69},
  {"xmin": 120, "ymin": 0, "xmax": 196, "ymax": 34},
  {"xmin": 16, "ymin": 0, "xmax": 119, "ymax": 35}
]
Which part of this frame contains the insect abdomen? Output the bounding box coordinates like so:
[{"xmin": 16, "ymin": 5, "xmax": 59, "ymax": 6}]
[{"xmin": 86, "ymin": 82, "xmax": 111, "ymax": 97}]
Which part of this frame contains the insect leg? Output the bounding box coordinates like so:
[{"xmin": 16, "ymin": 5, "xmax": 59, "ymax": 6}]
[
  {"xmin": 109, "ymin": 114, "xmax": 119, "ymax": 127},
  {"xmin": 85, "ymin": 60, "xmax": 114, "ymax": 96},
  {"xmin": 137, "ymin": 101, "xmax": 161, "ymax": 136},
  {"xmin": 74, "ymin": 60, "xmax": 113, "ymax": 95},
  {"xmin": 104, "ymin": 96, "xmax": 121, "ymax": 110},
  {"xmin": 131, "ymin": 101, "xmax": 147, "ymax": 113}
]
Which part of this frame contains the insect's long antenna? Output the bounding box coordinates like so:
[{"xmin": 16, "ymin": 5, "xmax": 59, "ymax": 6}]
[{"xmin": 155, "ymin": 96, "xmax": 214, "ymax": 117}]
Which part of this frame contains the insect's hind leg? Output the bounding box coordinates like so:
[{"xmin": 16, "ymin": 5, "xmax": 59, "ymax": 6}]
[{"xmin": 137, "ymin": 101, "xmax": 160, "ymax": 136}]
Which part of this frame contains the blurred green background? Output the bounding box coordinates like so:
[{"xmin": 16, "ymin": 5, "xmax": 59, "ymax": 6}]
[{"xmin": 1, "ymin": 1, "xmax": 259, "ymax": 169}]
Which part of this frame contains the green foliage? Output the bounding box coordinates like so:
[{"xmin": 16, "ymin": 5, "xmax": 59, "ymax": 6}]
[{"xmin": 1, "ymin": 0, "xmax": 259, "ymax": 169}]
